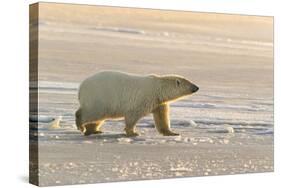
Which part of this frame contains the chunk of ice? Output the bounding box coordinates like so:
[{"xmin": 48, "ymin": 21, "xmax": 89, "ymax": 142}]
[
  {"xmin": 189, "ymin": 120, "xmax": 197, "ymax": 127},
  {"xmin": 117, "ymin": 138, "xmax": 132, "ymax": 143}
]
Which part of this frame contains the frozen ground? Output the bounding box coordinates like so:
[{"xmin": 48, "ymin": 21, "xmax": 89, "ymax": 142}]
[
  {"xmin": 30, "ymin": 81, "xmax": 273, "ymax": 186},
  {"xmin": 30, "ymin": 3, "xmax": 273, "ymax": 186}
]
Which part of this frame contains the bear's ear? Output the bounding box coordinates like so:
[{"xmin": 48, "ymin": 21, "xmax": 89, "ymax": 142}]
[{"xmin": 176, "ymin": 79, "xmax": 181, "ymax": 87}]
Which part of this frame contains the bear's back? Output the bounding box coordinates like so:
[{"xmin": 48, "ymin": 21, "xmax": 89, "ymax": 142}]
[
  {"xmin": 81, "ymin": 71, "xmax": 145, "ymax": 89},
  {"xmin": 78, "ymin": 71, "xmax": 154, "ymax": 107}
]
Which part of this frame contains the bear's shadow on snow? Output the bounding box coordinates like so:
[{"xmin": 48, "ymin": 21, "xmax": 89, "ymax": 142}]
[
  {"xmin": 76, "ymin": 132, "xmax": 153, "ymax": 144},
  {"xmin": 83, "ymin": 133, "xmax": 127, "ymax": 140}
]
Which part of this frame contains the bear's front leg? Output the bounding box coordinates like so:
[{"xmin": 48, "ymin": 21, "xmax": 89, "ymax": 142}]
[
  {"xmin": 153, "ymin": 104, "xmax": 179, "ymax": 136},
  {"xmin": 124, "ymin": 115, "xmax": 140, "ymax": 137}
]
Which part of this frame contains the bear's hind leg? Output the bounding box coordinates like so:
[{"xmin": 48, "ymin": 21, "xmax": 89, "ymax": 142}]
[
  {"xmin": 81, "ymin": 121, "xmax": 104, "ymax": 136},
  {"xmin": 124, "ymin": 115, "xmax": 140, "ymax": 137},
  {"xmin": 75, "ymin": 108, "xmax": 82, "ymax": 130},
  {"xmin": 153, "ymin": 104, "xmax": 179, "ymax": 136}
]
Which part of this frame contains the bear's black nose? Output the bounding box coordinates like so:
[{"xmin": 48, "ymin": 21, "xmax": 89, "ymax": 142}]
[{"xmin": 191, "ymin": 85, "xmax": 199, "ymax": 93}]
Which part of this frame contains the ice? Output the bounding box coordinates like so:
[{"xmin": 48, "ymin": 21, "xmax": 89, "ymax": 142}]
[
  {"xmin": 208, "ymin": 126, "xmax": 235, "ymax": 134},
  {"xmin": 188, "ymin": 120, "xmax": 198, "ymax": 127},
  {"xmin": 30, "ymin": 115, "xmax": 55, "ymax": 123},
  {"xmin": 49, "ymin": 116, "xmax": 62, "ymax": 129},
  {"xmin": 117, "ymin": 138, "xmax": 132, "ymax": 143}
]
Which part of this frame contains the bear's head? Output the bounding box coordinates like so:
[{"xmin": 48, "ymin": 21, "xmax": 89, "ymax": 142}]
[{"xmin": 157, "ymin": 75, "xmax": 199, "ymax": 103}]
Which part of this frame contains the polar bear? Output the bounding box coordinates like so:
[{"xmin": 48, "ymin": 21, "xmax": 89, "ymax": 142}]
[{"xmin": 75, "ymin": 71, "xmax": 199, "ymax": 137}]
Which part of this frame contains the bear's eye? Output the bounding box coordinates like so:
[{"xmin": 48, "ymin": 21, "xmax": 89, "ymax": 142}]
[{"xmin": 176, "ymin": 79, "xmax": 181, "ymax": 87}]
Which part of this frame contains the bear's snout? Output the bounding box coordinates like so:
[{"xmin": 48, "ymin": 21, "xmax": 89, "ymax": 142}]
[{"xmin": 191, "ymin": 84, "xmax": 199, "ymax": 93}]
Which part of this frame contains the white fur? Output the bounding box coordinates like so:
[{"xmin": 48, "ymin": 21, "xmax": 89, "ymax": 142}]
[{"xmin": 76, "ymin": 70, "xmax": 198, "ymax": 136}]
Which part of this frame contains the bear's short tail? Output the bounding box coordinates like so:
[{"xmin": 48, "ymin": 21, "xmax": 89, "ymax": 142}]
[{"xmin": 75, "ymin": 108, "xmax": 82, "ymax": 130}]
